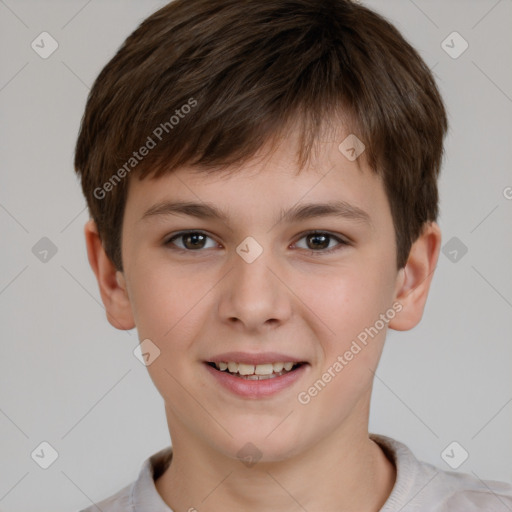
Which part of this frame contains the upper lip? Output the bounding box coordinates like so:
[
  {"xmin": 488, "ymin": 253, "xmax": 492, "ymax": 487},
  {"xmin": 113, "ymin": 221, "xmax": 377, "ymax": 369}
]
[{"xmin": 206, "ymin": 352, "xmax": 307, "ymax": 365}]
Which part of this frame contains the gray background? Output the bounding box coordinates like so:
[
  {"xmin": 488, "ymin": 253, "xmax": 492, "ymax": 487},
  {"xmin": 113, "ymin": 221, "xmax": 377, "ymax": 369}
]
[{"xmin": 1, "ymin": 0, "xmax": 511, "ymax": 510}]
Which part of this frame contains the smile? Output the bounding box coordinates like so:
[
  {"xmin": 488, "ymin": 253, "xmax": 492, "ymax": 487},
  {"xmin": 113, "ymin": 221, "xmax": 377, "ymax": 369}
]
[
  {"xmin": 204, "ymin": 352, "xmax": 309, "ymax": 398},
  {"xmin": 208, "ymin": 361, "xmax": 303, "ymax": 380}
]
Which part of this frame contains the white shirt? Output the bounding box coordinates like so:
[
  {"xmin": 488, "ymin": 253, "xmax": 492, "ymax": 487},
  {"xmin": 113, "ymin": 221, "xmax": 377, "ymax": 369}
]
[{"xmin": 78, "ymin": 433, "xmax": 512, "ymax": 511}]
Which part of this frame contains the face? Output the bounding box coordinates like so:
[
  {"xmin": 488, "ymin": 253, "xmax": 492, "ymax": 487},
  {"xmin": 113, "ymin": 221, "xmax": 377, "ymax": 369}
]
[{"xmin": 118, "ymin": 132, "xmax": 405, "ymax": 462}]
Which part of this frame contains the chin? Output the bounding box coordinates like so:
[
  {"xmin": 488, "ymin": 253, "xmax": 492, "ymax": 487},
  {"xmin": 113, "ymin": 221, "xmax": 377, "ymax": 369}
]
[{"xmin": 208, "ymin": 423, "xmax": 308, "ymax": 465}]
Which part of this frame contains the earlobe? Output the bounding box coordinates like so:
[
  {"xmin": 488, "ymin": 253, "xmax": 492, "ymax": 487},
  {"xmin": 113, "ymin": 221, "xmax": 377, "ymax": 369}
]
[
  {"xmin": 84, "ymin": 219, "xmax": 135, "ymax": 330},
  {"xmin": 388, "ymin": 222, "xmax": 442, "ymax": 331}
]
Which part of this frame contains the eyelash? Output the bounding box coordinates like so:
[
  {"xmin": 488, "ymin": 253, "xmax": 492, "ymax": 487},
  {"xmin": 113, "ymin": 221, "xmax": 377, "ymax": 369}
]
[{"xmin": 164, "ymin": 230, "xmax": 350, "ymax": 256}]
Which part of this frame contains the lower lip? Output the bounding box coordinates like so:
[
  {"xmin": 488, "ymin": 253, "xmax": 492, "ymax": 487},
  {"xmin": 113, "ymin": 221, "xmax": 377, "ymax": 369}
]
[{"xmin": 204, "ymin": 363, "xmax": 308, "ymax": 398}]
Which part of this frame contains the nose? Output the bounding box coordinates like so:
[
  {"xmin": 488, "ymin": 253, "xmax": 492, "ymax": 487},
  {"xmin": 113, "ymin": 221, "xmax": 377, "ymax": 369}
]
[{"xmin": 216, "ymin": 244, "xmax": 293, "ymax": 332}]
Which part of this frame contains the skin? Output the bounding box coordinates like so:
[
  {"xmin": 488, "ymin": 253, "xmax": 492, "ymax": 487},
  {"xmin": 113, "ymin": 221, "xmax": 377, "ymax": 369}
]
[{"xmin": 85, "ymin": 127, "xmax": 441, "ymax": 512}]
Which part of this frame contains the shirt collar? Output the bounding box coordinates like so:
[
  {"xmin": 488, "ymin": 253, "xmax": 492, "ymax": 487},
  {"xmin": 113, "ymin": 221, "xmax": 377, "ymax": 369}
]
[{"xmin": 131, "ymin": 445, "xmax": 174, "ymax": 511}]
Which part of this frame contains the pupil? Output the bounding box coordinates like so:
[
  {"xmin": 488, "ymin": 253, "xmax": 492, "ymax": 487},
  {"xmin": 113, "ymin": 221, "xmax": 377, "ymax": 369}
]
[
  {"xmin": 309, "ymin": 233, "xmax": 328, "ymax": 250},
  {"xmin": 185, "ymin": 233, "xmax": 205, "ymax": 249}
]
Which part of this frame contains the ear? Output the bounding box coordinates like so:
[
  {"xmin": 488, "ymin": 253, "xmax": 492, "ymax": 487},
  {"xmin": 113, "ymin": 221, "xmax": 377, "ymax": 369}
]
[
  {"xmin": 388, "ymin": 221, "xmax": 441, "ymax": 331},
  {"xmin": 84, "ymin": 219, "xmax": 135, "ymax": 330}
]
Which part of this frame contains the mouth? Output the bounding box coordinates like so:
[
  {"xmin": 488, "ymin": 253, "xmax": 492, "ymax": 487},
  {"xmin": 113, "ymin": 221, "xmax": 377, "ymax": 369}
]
[
  {"xmin": 206, "ymin": 361, "xmax": 306, "ymax": 380},
  {"xmin": 204, "ymin": 352, "xmax": 310, "ymax": 398}
]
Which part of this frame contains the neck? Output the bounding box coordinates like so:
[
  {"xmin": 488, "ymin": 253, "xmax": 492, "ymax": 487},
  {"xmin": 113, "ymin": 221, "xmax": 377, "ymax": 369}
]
[{"xmin": 155, "ymin": 399, "xmax": 396, "ymax": 511}]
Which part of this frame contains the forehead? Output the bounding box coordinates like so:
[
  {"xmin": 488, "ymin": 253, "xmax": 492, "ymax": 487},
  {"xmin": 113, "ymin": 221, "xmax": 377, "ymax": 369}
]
[{"xmin": 124, "ymin": 134, "xmax": 389, "ymax": 231}]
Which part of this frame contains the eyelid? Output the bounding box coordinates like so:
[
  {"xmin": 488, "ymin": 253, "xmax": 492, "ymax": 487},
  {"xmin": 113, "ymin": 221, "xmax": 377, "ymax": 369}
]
[
  {"xmin": 292, "ymin": 230, "xmax": 350, "ymax": 255},
  {"xmin": 293, "ymin": 229, "xmax": 352, "ymax": 246},
  {"xmin": 164, "ymin": 230, "xmax": 220, "ymax": 250}
]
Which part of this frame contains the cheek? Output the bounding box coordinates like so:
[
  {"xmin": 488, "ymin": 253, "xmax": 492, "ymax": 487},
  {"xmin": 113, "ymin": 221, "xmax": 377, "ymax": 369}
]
[
  {"xmin": 127, "ymin": 261, "xmax": 201, "ymax": 339},
  {"xmin": 130, "ymin": 267, "xmax": 203, "ymax": 402},
  {"xmin": 297, "ymin": 275, "xmax": 389, "ymax": 415},
  {"xmin": 297, "ymin": 263, "xmax": 396, "ymax": 405},
  {"xmin": 127, "ymin": 263, "xmax": 218, "ymax": 392},
  {"xmin": 300, "ymin": 263, "xmax": 393, "ymax": 343}
]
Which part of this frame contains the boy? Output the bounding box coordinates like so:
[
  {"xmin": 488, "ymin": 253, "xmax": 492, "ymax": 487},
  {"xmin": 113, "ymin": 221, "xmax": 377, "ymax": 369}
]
[{"xmin": 74, "ymin": 0, "xmax": 512, "ymax": 510}]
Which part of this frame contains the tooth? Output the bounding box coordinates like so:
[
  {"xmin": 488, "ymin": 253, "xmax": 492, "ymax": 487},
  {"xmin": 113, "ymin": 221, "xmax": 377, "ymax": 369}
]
[
  {"xmin": 255, "ymin": 363, "xmax": 274, "ymax": 375},
  {"xmin": 238, "ymin": 363, "xmax": 255, "ymax": 375},
  {"xmin": 220, "ymin": 360, "xmax": 298, "ymax": 375}
]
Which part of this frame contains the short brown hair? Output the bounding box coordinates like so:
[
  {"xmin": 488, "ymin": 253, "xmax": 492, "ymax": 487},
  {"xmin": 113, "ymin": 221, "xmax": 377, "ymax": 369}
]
[{"xmin": 74, "ymin": 0, "xmax": 448, "ymax": 271}]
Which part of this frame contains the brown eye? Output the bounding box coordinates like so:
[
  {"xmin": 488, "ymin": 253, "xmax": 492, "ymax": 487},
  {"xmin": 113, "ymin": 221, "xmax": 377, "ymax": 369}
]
[
  {"xmin": 165, "ymin": 231, "xmax": 217, "ymax": 251},
  {"xmin": 294, "ymin": 231, "xmax": 349, "ymax": 255},
  {"xmin": 306, "ymin": 233, "xmax": 330, "ymax": 250}
]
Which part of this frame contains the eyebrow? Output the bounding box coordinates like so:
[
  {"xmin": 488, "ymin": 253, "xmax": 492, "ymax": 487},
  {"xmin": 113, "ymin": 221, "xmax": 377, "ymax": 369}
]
[{"xmin": 141, "ymin": 200, "xmax": 372, "ymax": 228}]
